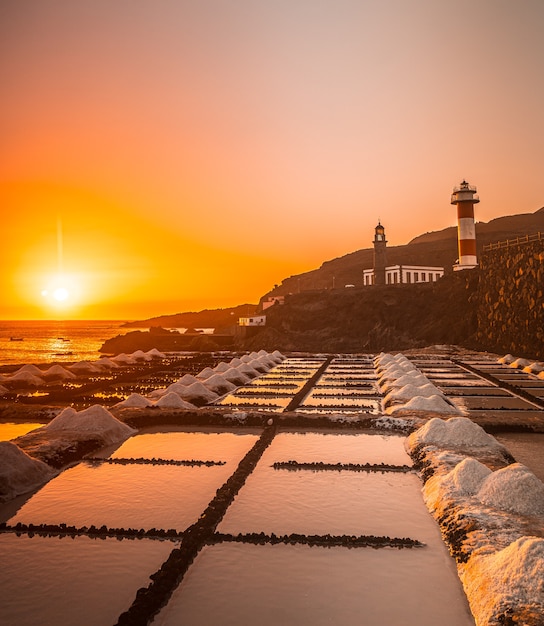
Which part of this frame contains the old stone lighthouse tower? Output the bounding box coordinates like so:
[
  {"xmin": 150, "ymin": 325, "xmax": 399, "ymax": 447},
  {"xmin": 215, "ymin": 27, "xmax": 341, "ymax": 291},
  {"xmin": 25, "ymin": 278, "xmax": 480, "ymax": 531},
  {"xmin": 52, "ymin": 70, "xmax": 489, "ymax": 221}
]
[{"xmin": 373, "ymin": 221, "xmax": 388, "ymax": 285}]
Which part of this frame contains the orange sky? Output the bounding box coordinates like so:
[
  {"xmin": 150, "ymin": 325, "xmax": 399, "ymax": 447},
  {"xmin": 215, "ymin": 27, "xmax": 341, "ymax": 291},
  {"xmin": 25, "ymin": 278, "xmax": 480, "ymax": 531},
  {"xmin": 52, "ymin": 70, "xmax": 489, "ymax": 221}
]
[{"xmin": 1, "ymin": 0, "xmax": 543, "ymax": 320}]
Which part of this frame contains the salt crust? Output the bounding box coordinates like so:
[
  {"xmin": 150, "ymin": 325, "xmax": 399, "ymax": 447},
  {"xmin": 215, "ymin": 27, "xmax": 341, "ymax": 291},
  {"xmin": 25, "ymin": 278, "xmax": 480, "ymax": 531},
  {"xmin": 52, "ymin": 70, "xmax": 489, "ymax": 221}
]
[
  {"xmin": 461, "ymin": 537, "xmax": 544, "ymax": 626},
  {"xmin": 45, "ymin": 405, "xmax": 135, "ymax": 444},
  {"xmin": 0, "ymin": 441, "xmax": 56, "ymax": 502},
  {"xmin": 477, "ymin": 463, "xmax": 544, "ymax": 516}
]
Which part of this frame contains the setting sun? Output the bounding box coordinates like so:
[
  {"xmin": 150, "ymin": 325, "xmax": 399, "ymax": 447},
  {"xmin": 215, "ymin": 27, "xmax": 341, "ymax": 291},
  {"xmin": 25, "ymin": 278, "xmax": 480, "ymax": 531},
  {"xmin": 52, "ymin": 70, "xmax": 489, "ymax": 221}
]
[{"xmin": 53, "ymin": 287, "xmax": 69, "ymax": 302}]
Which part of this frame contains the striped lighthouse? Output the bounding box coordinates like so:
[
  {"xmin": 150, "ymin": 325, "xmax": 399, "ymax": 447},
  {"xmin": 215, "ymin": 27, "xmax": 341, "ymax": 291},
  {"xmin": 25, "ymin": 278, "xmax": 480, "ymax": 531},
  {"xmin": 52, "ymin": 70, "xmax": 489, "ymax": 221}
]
[{"xmin": 451, "ymin": 180, "xmax": 479, "ymax": 271}]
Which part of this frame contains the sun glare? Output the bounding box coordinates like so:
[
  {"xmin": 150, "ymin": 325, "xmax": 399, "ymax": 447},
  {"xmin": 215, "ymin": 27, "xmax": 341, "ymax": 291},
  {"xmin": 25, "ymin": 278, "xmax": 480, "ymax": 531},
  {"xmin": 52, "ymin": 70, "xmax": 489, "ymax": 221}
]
[
  {"xmin": 40, "ymin": 274, "xmax": 81, "ymax": 311},
  {"xmin": 53, "ymin": 287, "xmax": 69, "ymax": 301}
]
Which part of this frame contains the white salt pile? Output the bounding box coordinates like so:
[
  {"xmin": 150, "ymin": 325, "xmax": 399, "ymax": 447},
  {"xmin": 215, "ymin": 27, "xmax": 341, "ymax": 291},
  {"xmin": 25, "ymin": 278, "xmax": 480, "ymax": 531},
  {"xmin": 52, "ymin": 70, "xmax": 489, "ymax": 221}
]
[
  {"xmin": 221, "ymin": 368, "xmax": 251, "ymax": 385},
  {"xmin": 376, "ymin": 353, "xmax": 460, "ymax": 415},
  {"xmin": 407, "ymin": 417, "xmax": 544, "ymax": 626},
  {"xmin": 113, "ymin": 393, "xmax": 154, "ymax": 408},
  {"xmin": 14, "ymin": 364, "xmax": 44, "ymax": 376},
  {"xmin": 45, "ymin": 405, "xmax": 135, "ymax": 445},
  {"xmin": 112, "ymin": 353, "xmax": 137, "ymax": 365},
  {"xmin": 203, "ymin": 374, "xmax": 236, "ymax": 395},
  {"xmin": 175, "ymin": 382, "xmax": 218, "ymax": 405},
  {"xmin": 524, "ymin": 362, "xmax": 544, "ymax": 374},
  {"xmin": 94, "ymin": 356, "xmax": 121, "ymax": 369},
  {"xmin": 477, "ymin": 463, "xmax": 544, "ymax": 516},
  {"xmin": 196, "ymin": 367, "xmax": 215, "ymax": 380},
  {"xmin": 146, "ymin": 348, "xmax": 166, "ymax": 359},
  {"xmin": 509, "ymin": 357, "xmax": 531, "ymax": 369},
  {"xmin": 5, "ymin": 370, "xmax": 44, "ymax": 387},
  {"xmin": 69, "ymin": 360, "xmax": 102, "ymax": 374},
  {"xmin": 178, "ymin": 374, "xmax": 199, "ymax": 385},
  {"xmin": 386, "ymin": 394, "xmax": 457, "ymax": 415},
  {"xmin": 214, "ymin": 362, "xmax": 231, "ymax": 373},
  {"xmin": 237, "ymin": 363, "xmax": 259, "ymax": 378},
  {"xmin": 384, "ymin": 382, "xmax": 443, "ymax": 403},
  {"xmin": 0, "ymin": 441, "xmax": 57, "ymax": 502},
  {"xmin": 153, "ymin": 393, "xmax": 195, "ymax": 409},
  {"xmin": 461, "ymin": 537, "xmax": 544, "ymax": 626},
  {"xmin": 408, "ymin": 416, "xmax": 497, "ymax": 448},
  {"xmin": 131, "ymin": 350, "xmax": 153, "ymax": 362},
  {"xmin": 498, "ymin": 354, "xmax": 516, "ymax": 364},
  {"xmin": 424, "ymin": 458, "xmax": 492, "ymax": 511},
  {"xmin": 41, "ymin": 364, "xmax": 77, "ymax": 381}
]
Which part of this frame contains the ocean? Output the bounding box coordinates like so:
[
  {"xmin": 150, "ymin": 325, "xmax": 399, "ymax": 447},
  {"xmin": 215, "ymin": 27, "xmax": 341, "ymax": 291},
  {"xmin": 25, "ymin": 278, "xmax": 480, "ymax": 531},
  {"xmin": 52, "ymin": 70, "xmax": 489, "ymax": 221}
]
[{"xmin": 0, "ymin": 320, "xmax": 133, "ymax": 366}]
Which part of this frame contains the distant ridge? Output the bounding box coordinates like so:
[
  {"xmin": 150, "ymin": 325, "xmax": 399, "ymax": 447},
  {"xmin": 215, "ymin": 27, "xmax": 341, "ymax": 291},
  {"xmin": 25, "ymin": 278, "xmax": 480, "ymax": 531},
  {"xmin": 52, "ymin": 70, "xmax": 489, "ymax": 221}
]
[{"xmin": 261, "ymin": 207, "xmax": 544, "ymax": 301}]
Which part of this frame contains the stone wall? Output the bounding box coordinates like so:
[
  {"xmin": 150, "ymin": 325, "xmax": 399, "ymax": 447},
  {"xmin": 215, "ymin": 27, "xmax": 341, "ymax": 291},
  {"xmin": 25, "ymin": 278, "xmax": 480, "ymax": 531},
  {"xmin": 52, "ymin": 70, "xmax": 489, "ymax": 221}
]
[{"xmin": 475, "ymin": 238, "xmax": 544, "ymax": 360}]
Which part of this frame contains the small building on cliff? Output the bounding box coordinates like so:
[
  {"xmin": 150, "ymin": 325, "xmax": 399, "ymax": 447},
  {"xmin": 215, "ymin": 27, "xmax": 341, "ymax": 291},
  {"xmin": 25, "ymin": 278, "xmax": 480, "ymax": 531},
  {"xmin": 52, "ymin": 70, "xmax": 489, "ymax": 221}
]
[{"xmin": 362, "ymin": 222, "xmax": 445, "ymax": 285}]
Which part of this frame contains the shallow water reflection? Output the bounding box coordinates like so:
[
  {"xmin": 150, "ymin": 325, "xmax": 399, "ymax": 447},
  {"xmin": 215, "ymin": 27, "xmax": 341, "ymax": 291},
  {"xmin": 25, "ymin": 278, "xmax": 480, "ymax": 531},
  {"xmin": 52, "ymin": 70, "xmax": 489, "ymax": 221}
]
[
  {"xmin": 0, "ymin": 422, "xmax": 43, "ymax": 441},
  {"xmin": 0, "ymin": 533, "xmax": 173, "ymax": 626},
  {"xmin": 10, "ymin": 462, "xmax": 234, "ymax": 531},
  {"xmin": 111, "ymin": 429, "xmax": 260, "ymax": 465},
  {"xmin": 153, "ymin": 543, "xmax": 474, "ymax": 626}
]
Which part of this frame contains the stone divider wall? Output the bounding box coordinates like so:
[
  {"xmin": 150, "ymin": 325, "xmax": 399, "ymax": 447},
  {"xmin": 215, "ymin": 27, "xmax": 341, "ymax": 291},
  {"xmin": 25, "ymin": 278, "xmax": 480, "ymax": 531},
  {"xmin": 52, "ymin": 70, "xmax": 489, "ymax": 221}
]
[{"xmin": 475, "ymin": 239, "xmax": 544, "ymax": 360}]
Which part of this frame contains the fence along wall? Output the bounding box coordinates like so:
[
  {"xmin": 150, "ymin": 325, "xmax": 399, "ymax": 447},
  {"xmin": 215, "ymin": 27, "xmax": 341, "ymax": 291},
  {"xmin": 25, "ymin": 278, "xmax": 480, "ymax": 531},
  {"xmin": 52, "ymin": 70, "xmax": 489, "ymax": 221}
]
[{"xmin": 476, "ymin": 237, "xmax": 544, "ymax": 360}]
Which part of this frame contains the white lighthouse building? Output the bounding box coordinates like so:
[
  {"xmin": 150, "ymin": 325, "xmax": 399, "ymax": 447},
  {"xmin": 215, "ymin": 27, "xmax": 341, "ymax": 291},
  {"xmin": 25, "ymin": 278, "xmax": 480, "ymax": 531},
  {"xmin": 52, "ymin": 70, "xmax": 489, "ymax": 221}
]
[{"xmin": 451, "ymin": 180, "xmax": 479, "ymax": 270}]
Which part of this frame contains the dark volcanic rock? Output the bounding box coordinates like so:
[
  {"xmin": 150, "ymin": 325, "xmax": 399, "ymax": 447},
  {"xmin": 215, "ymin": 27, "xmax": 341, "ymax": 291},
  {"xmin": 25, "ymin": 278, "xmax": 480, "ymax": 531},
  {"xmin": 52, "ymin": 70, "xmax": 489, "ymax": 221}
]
[{"xmin": 238, "ymin": 272, "xmax": 478, "ymax": 353}]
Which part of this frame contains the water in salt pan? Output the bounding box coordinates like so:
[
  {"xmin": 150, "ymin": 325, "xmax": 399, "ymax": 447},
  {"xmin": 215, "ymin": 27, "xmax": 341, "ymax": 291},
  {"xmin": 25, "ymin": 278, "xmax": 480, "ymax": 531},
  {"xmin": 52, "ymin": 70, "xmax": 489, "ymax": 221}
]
[
  {"xmin": 494, "ymin": 432, "xmax": 544, "ymax": 483},
  {"xmin": 110, "ymin": 428, "xmax": 260, "ymax": 465},
  {"xmin": 152, "ymin": 542, "xmax": 474, "ymax": 626},
  {"xmin": 0, "ymin": 533, "xmax": 173, "ymax": 626},
  {"xmin": 9, "ymin": 429, "xmax": 260, "ymax": 531},
  {"xmin": 9, "ymin": 462, "xmax": 234, "ymax": 531},
  {"xmin": 0, "ymin": 422, "xmax": 43, "ymax": 441},
  {"xmin": 217, "ymin": 432, "xmax": 434, "ymax": 539}
]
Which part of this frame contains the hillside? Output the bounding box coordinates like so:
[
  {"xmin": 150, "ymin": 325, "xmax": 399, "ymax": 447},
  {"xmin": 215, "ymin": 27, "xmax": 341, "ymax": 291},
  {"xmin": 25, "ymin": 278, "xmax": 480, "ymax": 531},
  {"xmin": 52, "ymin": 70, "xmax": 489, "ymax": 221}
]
[
  {"xmin": 122, "ymin": 303, "xmax": 257, "ymax": 330},
  {"xmin": 241, "ymin": 271, "xmax": 480, "ymax": 353},
  {"xmin": 261, "ymin": 207, "xmax": 544, "ymax": 302}
]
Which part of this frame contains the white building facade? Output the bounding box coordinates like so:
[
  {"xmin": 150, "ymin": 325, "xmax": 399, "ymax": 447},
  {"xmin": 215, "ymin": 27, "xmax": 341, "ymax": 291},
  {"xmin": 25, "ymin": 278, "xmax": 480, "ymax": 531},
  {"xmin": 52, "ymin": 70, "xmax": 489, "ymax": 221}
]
[{"xmin": 363, "ymin": 264, "xmax": 445, "ymax": 286}]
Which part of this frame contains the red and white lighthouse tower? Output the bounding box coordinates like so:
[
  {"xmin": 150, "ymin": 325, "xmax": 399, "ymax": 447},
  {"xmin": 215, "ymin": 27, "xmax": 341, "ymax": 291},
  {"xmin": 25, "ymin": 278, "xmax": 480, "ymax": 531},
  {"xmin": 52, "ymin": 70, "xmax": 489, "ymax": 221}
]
[{"xmin": 451, "ymin": 180, "xmax": 479, "ymax": 271}]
